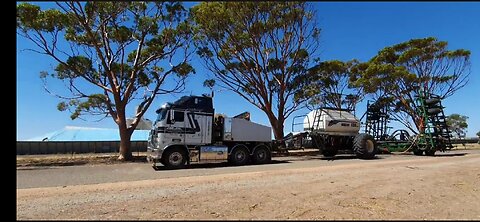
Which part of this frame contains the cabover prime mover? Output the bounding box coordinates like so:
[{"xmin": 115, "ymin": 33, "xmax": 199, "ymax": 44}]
[{"xmin": 147, "ymin": 95, "xmax": 272, "ymax": 169}]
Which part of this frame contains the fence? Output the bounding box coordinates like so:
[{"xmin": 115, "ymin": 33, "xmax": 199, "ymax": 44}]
[{"xmin": 16, "ymin": 141, "xmax": 147, "ymax": 155}]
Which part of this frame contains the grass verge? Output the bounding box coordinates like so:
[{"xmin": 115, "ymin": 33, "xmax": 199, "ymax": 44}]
[{"xmin": 17, "ymin": 153, "xmax": 147, "ymax": 167}]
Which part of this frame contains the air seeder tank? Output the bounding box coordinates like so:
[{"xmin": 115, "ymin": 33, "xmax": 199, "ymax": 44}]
[{"xmin": 303, "ymin": 108, "xmax": 360, "ymax": 133}]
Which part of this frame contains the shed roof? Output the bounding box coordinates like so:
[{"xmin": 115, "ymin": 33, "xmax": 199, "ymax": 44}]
[{"xmin": 26, "ymin": 126, "xmax": 149, "ymax": 142}]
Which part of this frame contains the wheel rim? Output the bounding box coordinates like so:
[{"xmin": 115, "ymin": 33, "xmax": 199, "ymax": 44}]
[
  {"xmin": 256, "ymin": 149, "xmax": 266, "ymax": 161},
  {"xmin": 366, "ymin": 140, "xmax": 375, "ymax": 153},
  {"xmin": 236, "ymin": 150, "xmax": 246, "ymax": 162},
  {"xmin": 169, "ymin": 152, "xmax": 183, "ymax": 166}
]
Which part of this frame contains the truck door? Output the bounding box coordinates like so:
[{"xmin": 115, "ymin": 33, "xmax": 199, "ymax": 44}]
[
  {"xmin": 202, "ymin": 115, "xmax": 212, "ymax": 144},
  {"xmin": 164, "ymin": 110, "xmax": 186, "ymax": 144},
  {"xmin": 182, "ymin": 113, "xmax": 212, "ymax": 145},
  {"xmin": 184, "ymin": 112, "xmax": 203, "ymax": 145}
]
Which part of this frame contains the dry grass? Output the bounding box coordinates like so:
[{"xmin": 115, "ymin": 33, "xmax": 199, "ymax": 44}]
[
  {"xmin": 451, "ymin": 143, "xmax": 480, "ymax": 150},
  {"xmin": 16, "ymin": 153, "xmax": 147, "ymax": 167}
]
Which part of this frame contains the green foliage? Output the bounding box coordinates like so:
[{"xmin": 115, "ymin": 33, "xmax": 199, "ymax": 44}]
[
  {"xmin": 296, "ymin": 60, "xmax": 363, "ymax": 110},
  {"xmin": 56, "ymin": 94, "xmax": 112, "ymax": 120},
  {"xmin": 17, "ymin": 3, "xmax": 68, "ymax": 32},
  {"xmin": 476, "ymin": 131, "xmax": 480, "ymax": 138},
  {"xmin": 352, "ymin": 37, "xmax": 471, "ymax": 131},
  {"xmin": 55, "ymin": 56, "xmax": 95, "ymax": 80},
  {"xmin": 446, "ymin": 114, "xmax": 469, "ymax": 138},
  {"xmin": 203, "ymin": 79, "xmax": 215, "ymax": 89},
  {"xmin": 191, "ymin": 2, "xmax": 321, "ymax": 139},
  {"xmin": 172, "ymin": 62, "xmax": 195, "ymax": 77}
]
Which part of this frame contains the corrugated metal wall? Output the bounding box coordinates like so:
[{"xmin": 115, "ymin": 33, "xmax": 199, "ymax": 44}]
[{"xmin": 16, "ymin": 141, "xmax": 147, "ymax": 155}]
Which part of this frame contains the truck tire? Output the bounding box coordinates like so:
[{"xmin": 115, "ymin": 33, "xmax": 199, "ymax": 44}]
[
  {"xmin": 413, "ymin": 149, "xmax": 424, "ymax": 156},
  {"xmin": 353, "ymin": 133, "xmax": 377, "ymax": 159},
  {"xmin": 303, "ymin": 139, "xmax": 313, "ymax": 148},
  {"xmin": 252, "ymin": 146, "xmax": 271, "ymax": 164},
  {"xmin": 229, "ymin": 146, "xmax": 250, "ymax": 166},
  {"xmin": 161, "ymin": 147, "xmax": 187, "ymax": 169},
  {"xmin": 425, "ymin": 149, "xmax": 436, "ymax": 156},
  {"xmin": 322, "ymin": 148, "xmax": 338, "ymax": 157}
]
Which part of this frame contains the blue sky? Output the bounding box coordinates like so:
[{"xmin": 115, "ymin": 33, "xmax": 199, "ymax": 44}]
[{"xmin": 17, "ymin": 2, "xmax": 480, "ymax": 140}]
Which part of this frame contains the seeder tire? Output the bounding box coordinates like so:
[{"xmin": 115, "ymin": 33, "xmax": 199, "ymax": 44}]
[{"xmin": 353, "ymin": 133, "xmax": 377, "ymax": 159}]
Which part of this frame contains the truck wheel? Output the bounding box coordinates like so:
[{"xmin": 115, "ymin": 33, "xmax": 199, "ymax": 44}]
[
  {"xmin": 413, "ymin": 149, "xmax": 424, "ymax": 156},
  {"xmin": 229, "ymin": 146, "xmax": 250, "ymax": 166},
  {"xmin": 425, "ymin": 149, "xmax": 436, "ymax": 156},
  {"xmin": 353, "ymin": 133, "xmax": 377, "ymax": 159},
  {"xmin": 161, "ymin": 148, "xmax": 187, "ymax": 169},
  {"xmin": 322, "ymin": 149, "xmax": 338, "ymax": 157},
  {"xmin": 253, "ymin": 146, "xmax": 271, "ymax": 164}
]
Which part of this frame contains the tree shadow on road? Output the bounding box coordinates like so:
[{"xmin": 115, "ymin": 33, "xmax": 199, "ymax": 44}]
[
  {"xmin": 305, "ymin": 155, "xmax": 384, "ymax": 161},
  {"xmin": 153, "ymin": 160, "xmax": 290, "ymax": 171},
  {"xmin": 396, "ymin": 152, "xmax": 467, "ymax": 157},
  {"xmin": 153, "ymin": 154, "xmax": 387, "ymax": 171},
  {"xmin": 431, "ymin": 152, "xmax": 467, "ymax": 157}
]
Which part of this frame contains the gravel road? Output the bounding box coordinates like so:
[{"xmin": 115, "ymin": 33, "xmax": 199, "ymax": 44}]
[{"xmin": 17, "ymin": 149, "xmax": 480, "ymax": 220}]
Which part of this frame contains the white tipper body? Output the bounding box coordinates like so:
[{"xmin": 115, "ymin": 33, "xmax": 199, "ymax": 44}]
[{"xmin": 223, "ymin": 117, "xmax": 271, "ymax": 142}]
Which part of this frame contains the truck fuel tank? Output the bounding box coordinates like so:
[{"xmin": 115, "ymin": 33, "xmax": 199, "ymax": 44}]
[{"xmin": 200, "ymin": 146, "xmax": 228, "ymax": 161}]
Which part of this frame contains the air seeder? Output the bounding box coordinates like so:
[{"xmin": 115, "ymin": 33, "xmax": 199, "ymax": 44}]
[
  {"xmin": 362, "ymin": 91, "xmax": 453, "ymax": 156},
  {"xmin": 288, "ymin": 107, "xmax": 378, "ymax": 159}
]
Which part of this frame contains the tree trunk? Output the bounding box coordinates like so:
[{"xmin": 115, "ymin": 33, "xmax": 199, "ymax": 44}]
[
  {"xmin": 266, "ymin": 114, "xmax": 284, "ymax": 140},
  {"xmin": 118, "ymin": 126, "xmax": 133, "ymax": 161},
  {"xmin": 413, "ymin": 115, "xmax": 423, "ymax": 134},
  {"xmin": 272, "ymin": 121, "xmax": 285, "ymax": 140}
]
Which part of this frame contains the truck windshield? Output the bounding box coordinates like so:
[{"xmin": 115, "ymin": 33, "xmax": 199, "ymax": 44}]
[{"xmin": 156, "ymin": 109, "xmax": 168, "ymax": 122}]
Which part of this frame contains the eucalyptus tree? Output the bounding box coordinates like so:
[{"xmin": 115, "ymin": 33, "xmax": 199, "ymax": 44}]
[
  {"xmin": 352, "ymin": 37, "xmax": 470, "ymax": 133},
  {"xmin": 191, "ymin": 2, "xmax": 321, "ymax": 139},
  {"xmin": 446, "ymin": 114, "xmax": 468, "ymax": 138},
  {"xmin": 298, "ymin": 60, "xmax": 364, "ymax": 112}
]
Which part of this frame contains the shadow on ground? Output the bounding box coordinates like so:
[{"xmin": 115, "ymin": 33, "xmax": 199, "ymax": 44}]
[
  {"xmin": 152, "ymin": 153, "xmax": 386, "ymax": 171},
  {"xmin": 434, "ymin": 152, "xmax": 467, "ymax": 157},
  {"xmin": 395, "ymin": 152, "xmax": 467, "ymax": 157},
  {"xmin": 287, "ymin": 155, "xmax": 385, "ymax": 161},
  {"xmin": 153, "ymin": 160, "xmax": 290, "ymax": 171},
  {"xmin": 25, "ymin": 148, "xmax": 466, "ymax": 169}
]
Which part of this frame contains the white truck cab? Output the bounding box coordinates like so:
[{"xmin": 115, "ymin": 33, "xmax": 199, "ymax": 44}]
[{"xmin": 147, "ymin": 95, "xmax": 272, "ymax": 169}]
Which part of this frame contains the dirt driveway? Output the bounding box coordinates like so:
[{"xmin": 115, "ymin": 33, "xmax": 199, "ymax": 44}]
[{"xmin": 16, "ymin": 149, "xmax": 480, "ymax": 220}]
